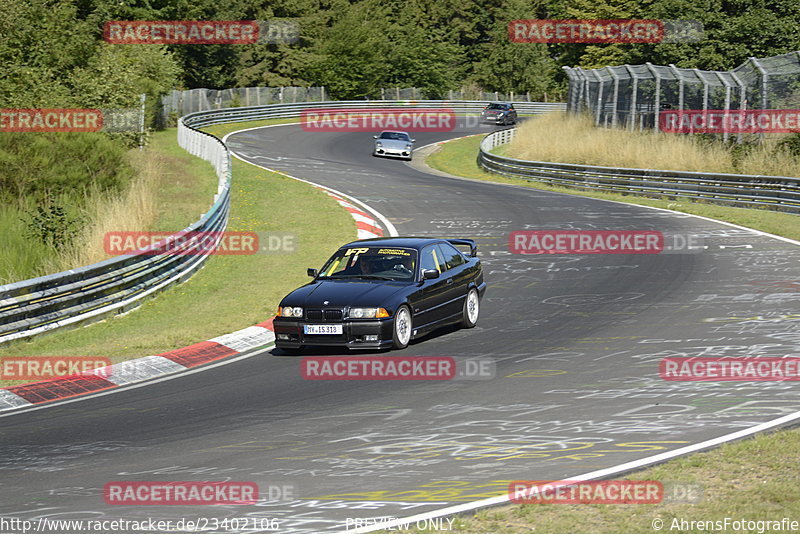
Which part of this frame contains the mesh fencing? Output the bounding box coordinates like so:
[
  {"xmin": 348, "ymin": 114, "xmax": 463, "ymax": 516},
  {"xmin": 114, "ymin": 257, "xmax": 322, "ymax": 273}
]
[
  {"xmin": 160, "ymin": 87, "xmax": 539, "ymax": 125},
  {"xmin": 564, "ymin": 51, "xmax": 800, "ymax": 141}
]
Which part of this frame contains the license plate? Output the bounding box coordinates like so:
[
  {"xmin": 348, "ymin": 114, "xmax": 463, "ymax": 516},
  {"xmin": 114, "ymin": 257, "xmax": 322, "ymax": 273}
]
[{"xmin": 304, "ymin": 324, "xmax": 343, "ymax": 335}]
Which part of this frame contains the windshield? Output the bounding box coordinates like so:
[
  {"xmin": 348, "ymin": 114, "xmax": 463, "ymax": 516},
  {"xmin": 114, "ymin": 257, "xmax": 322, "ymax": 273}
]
[
  {"xmin": 486, "ymin": 103, "xmax": 508, "ymax": 110},
  {"xmin": 378, "ymin": 132, "xmax": 411, "ymax": 141},
  {"xmin": 318, "ymin": 246, "xmax": 417, "ymax": 281}
]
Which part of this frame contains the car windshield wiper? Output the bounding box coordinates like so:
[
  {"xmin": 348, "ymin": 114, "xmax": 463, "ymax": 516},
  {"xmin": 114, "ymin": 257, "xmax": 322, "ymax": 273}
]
[{"xmin": 356, "ymin": 275, "xmax": 396, "ymax": 281}]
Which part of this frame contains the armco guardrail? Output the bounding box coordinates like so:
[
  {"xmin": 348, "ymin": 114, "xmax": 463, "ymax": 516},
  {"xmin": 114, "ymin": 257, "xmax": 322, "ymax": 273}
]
[
  {"xmin": 0, "ymin": 100, "xmax": 560, "ymax": 346},
  {"xmin": 180, "ymin": 100, "xmax": 565, "ymax": 128},
  {"xmin": 478, "ymin": 128, "xmax": 800, "ymax": 213},
  {"xmin": 0, "ymin": 121, "xmax": 232, "ymax": 346}
]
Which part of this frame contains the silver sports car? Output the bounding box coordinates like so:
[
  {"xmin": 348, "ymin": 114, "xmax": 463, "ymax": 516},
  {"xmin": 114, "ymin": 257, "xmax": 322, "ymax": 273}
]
[{"xmin": 373, "ymin": 130, "xmax": 415, "ymax": 160}]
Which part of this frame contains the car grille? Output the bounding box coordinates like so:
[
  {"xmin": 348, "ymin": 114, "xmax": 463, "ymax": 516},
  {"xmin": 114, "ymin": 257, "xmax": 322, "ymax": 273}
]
[{"xmin": 306, "ymin": 308, "xmax": 344, "ymax": 321}]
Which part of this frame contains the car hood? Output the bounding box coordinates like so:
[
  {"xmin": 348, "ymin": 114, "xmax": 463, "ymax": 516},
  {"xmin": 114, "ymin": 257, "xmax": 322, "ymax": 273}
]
[
  {"xmin": 283, "ymin": 279, "xmax": 409, "ymax": 308},
  {"xmin": 376, "ymin": 139, "xmax": 411, "ymax": 149}
]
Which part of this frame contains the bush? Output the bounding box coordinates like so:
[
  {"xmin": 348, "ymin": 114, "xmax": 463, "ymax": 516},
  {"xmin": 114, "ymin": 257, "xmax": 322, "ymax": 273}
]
[
  {"xmin": 21, "ymin": 203, "xmax": 85, "ymax": 251},
  {"xmin": 0, "ymin": 132, "xmax": 134, "ymax": 201}
]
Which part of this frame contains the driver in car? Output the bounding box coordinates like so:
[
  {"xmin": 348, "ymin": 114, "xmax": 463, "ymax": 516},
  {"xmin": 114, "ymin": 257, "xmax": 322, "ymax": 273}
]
[{"xmin": 358, "ymin": 255, "xmax": 377, "ymax": 274}]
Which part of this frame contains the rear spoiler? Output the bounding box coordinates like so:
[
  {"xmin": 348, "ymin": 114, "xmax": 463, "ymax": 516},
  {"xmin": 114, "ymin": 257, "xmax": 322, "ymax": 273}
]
[{"xmin": 447, "ymin": 238, "xmax": 477, "ymax": 257}]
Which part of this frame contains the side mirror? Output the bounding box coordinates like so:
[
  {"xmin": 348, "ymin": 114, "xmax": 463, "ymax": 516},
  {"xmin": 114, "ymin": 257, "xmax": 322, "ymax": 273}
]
[
  {"xmin": 411, "ymin": 139, "xmax": 416, "ymax": 143},
  {"xmin": 373, "ymin": 135, "xmax": 378, "ymax": 139},
  {"xmin": 307, "ymin": 268, "xmax": 318, "ymax": 278},
  {"xmin": 422, "ymin": 269, "xmax": 440, "ymax": 280}
]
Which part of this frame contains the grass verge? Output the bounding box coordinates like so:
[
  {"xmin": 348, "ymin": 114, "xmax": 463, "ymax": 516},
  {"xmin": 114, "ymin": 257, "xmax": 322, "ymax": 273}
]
[
  {"xmin": 427, "ymin": 135, "xmax": 800, "ymax": 241},
  {"xmin": 378, "ymin": 427, "xmax": 800, "ymax": 533},
  {"xmin": 0, "ymin": 120, "xmax": 354, "ymax": 386},
  {"xmin": 507, "ymin": 112, "xmax": 800, "ymax": 177}
]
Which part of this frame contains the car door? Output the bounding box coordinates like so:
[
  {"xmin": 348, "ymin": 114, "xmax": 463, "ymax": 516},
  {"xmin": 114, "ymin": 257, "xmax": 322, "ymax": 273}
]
[
  {"xmin": 435, "ymin": 242, "xmax": 471, "ymax": 320},
  {"xmin": 410, "ymin": 245, "xmax": 451, "ymax": 329}
]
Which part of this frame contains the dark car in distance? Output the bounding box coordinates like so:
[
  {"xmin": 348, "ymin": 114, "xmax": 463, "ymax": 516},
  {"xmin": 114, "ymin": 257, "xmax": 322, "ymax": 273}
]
[
  {"xmin": 273, "ymin": 237, "xmax": 486, "ymax": 352},
  {"xmin": 481, "ymin": 102, "xmax": 517, "ymax": 125}
]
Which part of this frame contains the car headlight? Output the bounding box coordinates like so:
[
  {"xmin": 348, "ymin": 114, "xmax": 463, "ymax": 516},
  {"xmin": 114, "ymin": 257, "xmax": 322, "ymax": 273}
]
[
  {"xmin": 278, "ymin": 306, "xmax": 303, "ymax": 318},
  {"xmin": 376, "ymin": 142, "xmax": 382, "ymax": 147},
  {"xmin": 349, "ymin": 307, "xmax": 389, "ymax": 319}
]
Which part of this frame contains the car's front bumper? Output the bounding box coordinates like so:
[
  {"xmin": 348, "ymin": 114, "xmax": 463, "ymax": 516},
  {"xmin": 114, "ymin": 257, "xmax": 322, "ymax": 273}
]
[
  {"xmin": 482, "ymin": 115, "xmax": 509, "ymax": 124},
  {"xmin": 374, "ymin": 147, "xmax": 412, "ymax": 159},
  {"xmin": 274, "ymin": 317, "xmax": 395, "ymax": 349}
]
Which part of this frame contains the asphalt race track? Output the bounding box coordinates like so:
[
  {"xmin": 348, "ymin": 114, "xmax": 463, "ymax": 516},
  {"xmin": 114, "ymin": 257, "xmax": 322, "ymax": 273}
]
[{"xmin": 1, "ymin": 120, "xmax": 800, "ymax": 533}]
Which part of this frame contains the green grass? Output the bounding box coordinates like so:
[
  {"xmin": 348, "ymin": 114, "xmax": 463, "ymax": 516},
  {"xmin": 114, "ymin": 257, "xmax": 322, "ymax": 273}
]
[
  {"xmin": 378, "ymin": 427, "xmax": 800, "ymax": 533},
  {"xmin": 0, "ymin": 120, "xmax": 354, "ymax": 385},
  {"xmin": 147, "ymin": 129, "xmax": 219, "ymax": 232},
  {"xmin": 427, "ymin": 135, "xmax": 800, "ymax": 241},
  {"xmin": 0, "ymin": 201, "xmax": 57, "ymax": 284},
  {"xmin": 0, "ymin": 131, "xmax": 137, "ymax": 283}
]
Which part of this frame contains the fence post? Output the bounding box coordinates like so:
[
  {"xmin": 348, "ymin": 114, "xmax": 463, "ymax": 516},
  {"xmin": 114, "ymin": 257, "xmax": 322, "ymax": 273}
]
[
  {"xmin": 750, "ymin": 57, "xmax": 769, "ymax": 143},
  {"xmin": 730, "ymin": 69, "xmax": 747, "ymax": 144},
  {"xmin": 608, "ymin": 67, "xmax": 620, "ymax": 128},
  {"xmin": 646, "ymin": 63, "xmax": 661, "ymax": 131},
  {"xmin": 138, "ymin": 93, "xmax": 146, "ymax": 150},
  {"xmin": 718, "ymin": 72, "xmax": 733, "ymax": 144},
  {"xmin": 625, "ymin": 64, "xmax": 638, "ymax": 131},
  {"xmin": 591, "ymin": 70, "xmax": 604, "ymax": 126}
]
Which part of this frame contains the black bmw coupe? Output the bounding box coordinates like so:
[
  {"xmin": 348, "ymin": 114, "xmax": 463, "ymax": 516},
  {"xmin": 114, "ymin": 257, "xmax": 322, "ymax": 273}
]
[{"xmin": 273, "ymin": 237, "xmax": 486, "ymax": 352}]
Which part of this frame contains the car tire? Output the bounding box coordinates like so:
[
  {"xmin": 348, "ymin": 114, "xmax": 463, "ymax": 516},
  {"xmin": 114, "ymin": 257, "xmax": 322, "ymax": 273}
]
[
  {"xmin": 392, "ymin": 305, "xmax": 412, "ymax": 349},
  {"xmin": 460, "ymin": 288, "xmax": 480, "ymax": 328}
]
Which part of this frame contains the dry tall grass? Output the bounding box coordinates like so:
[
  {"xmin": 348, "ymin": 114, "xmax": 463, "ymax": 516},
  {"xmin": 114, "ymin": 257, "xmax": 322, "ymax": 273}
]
[
  {"xmin": 58, "ymin": 149, "xmax": 162, "ymax": 269},
  {"xmin": 508, "ymin": 112, "xmax": 800, "ymax": 177}
]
